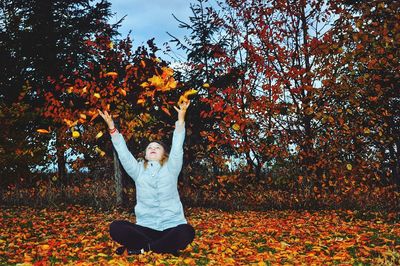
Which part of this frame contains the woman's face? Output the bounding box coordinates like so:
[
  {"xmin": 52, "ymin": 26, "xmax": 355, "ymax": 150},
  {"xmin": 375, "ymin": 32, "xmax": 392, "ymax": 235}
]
[{"xmin": 145, "ymin": 142, "xmax": 165, "ymax": 162}]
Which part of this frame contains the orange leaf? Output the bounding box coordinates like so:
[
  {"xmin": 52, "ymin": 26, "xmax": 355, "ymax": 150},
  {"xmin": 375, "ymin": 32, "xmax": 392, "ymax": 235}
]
[
  {"xmin": 89, "ymin": 113, "xmax": 99, "ymax": 123},
  {"xmin": 37, "ymin": 129, "xmax": 50, "ymax": 134},
  {"xmin": 161, "ymin": 106, "xmax": 172, "ymax": 116},
  {"xmin": 119, "ymin": 88, "xmax": 127, "ymax": 96},
  {"xmin": 104, "ymin": 72, "xmax": 118, "ymax": 78}
]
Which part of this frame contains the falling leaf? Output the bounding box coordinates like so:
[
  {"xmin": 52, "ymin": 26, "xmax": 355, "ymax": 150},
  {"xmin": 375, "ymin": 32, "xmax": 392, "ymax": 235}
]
[
  {"xmin": 166, "ymin": 79, "xmax": 178, "ymax": 89},
  {"xmin": 80, "ymin": 114, "xmax": 87, "ymax": 120},
  {"xmin": 63, "ymin": 119, "xmax": 78, "ymax": 128},
  {"xmin": 140, "ymin": 82, "xmax": 149, "ymax": 88},
  {"xmin": 94, "ymin": 93, "xmax": 101, "ymax": 99},
  {"xmin": 137, "ymin": 99, "xmax": 145, "ymax": 105},
  {"xmin": 95, "ymin": 132, "xmax": 103, "ymax": 139},
  {"xmin": 232, "ymin": 123, "xmax": 240, "ymax": 131},
  {"xmin": 183, "ymin": 89, "xmax": 198, "ymax": 98},
  {"xmin": 37, "ymin": 129, "xmax": 50, "ymax": 134},
  {"xmin": 72, "ymin": 131, "xmax": 80, "ymax": 138},
  {"xmin": 161, "ymin": 106, "xmax": 171, "ymax": 116},
  {"xmin": 104, "ymin": 72, "xmax": 118, "ymax": 78},
  {"xmin": 95, "ymin": 147, "xmax": 106, "ymax": 156},
  {"xmin": 178, "ymin": 95, "xmax": 188, "ymax": 105},
  {"xmin": 203, "ymin": 83, "xmax": 210, "ymax": 88},
  {"xmin": 148, "ymin": 75, "xmax": 164, "ymax": 87},
  {"xmin": 119, "ymin": 88, "xmax": 127, "ymax": 96},
  {"xmin": 346, "ymin": 164, "xmax": 353, "ymax": 170},
  {"xmin": 178, "ymin": 89, "xmax": 198, "ymax": 105}
]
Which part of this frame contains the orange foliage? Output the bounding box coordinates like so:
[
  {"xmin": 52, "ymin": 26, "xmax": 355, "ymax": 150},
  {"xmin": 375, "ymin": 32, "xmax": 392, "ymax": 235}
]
[{"xmin": 0, "ymin": 206, "xmax": 399, "ymax": 265}]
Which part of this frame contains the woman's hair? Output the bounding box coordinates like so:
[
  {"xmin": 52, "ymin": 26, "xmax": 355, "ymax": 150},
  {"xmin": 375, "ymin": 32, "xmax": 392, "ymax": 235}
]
[{"xmin": 143, "ymin": 140, "xmax": 169, "ymax": 168}]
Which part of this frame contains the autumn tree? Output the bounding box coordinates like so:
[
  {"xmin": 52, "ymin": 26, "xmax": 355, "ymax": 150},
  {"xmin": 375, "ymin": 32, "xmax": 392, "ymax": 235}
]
[
  {"xmin": 168, "ymin": 0, "xmax": 229, "ymax": 185},
  {"xmin": 173, "ymin": 0, "xmax": 337, "ymax": 189},
  {"xmin": 319, "ymin": 0, "xmax": 400, "ymax": 187},
  {"xmin": 0, "ymin": 0, "xmax": 119, "ymax": 183},
  {"xmin": 41, "ymin": 26, "xmax": 183, "ymax": 204}
]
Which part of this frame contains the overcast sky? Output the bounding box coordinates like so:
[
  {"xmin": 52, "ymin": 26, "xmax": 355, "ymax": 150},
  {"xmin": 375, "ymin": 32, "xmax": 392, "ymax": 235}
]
[{"xmin": 108, "ymin": 0, "xmax": 196, "ymax": 61}]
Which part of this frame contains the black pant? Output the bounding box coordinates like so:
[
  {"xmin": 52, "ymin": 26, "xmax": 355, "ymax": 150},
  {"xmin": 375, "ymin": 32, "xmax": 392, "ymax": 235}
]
[{"xmin": 109, "ymin": 220, "xmax": 195, "ymax": 254}]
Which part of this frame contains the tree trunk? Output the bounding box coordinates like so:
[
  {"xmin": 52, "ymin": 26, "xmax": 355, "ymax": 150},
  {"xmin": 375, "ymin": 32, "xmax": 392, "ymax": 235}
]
[
  {"xmin": 113, "ymin": 148, "xmax": 123, "ymax": 206},
  {"xmin": 55, "ymin": 129, "xmax": 67, "ymax": 184}
]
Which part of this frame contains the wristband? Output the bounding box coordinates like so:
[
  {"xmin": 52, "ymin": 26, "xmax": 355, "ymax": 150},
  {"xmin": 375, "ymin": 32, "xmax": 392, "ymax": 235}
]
[{"xmin": 109, "ymin": 128, "xmax": 117, "ymax": 134}]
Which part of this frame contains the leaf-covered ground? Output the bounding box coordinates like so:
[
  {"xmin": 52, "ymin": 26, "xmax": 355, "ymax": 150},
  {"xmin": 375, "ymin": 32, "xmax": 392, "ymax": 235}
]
[{"xmin": 0, "ymin": 206, "xmax": 399, "ymax": 265}]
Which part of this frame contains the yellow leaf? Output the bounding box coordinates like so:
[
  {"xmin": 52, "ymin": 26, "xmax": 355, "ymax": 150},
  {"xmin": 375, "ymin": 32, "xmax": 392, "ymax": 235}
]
[
  {"xmin": 140, "ymin": 82, "xmax": 149, "ymax": 88},
  {"xmin": 95, "ymin": 132, "xmax": 103, "ymax": 139},
  {"xmin": 137, "ymin": 99, "xmax": 145, "ymax": 105},
  {"xmin": 97, "ymin": 253, "xmax": 108, "ymax": 257},
  {"xmin": 203, "ymin": 83, "xmax": 210, "ymax": 88},
  {"xmin": 363, "ymin": 128, "xmax": 371, "ymax": 134},
  {"xmin": 346, "ymin": 164, "xmax": 353, "ymax": 171},
  {"xmin": 232, "ymin": 123, "xmax": 240, "ymax": 131},
  {"xmin": 72, "ymin": 131, "xmax": 80, "ymax": 138},
  {"xmin": 79, "ymin": 113, "xmax": 87, "ymax": 119},
  {"xmin": 166, "ymin": 79, "xmax": 177, "ymax": 89},
  {"xmin": 148, "ymin": 75, "xmax": 164, "ymax": 87},
  {"xmin": 40, "ymin": 244, "xmax": 50, "ymax": 250},
  {"xmin": 178, "ymin": 95, "xmax": 188, "ymax": 105},
  {"xmin": 94, "ymin": 93, "xmax": 101, "ymax": 99},
  {"xmin": 183, "ymin": 258, "xmax": 195, "ymax": 264},
  {"xmin": 95, "ymin": 147, "xmax": 106, "ymax": 157},
  {"xmin": 183, "ymin": 89, "xmax": 198, "ymax": 98}
]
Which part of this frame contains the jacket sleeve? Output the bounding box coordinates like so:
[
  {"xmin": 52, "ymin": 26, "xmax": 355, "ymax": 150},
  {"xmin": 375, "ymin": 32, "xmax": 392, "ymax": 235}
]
[
  {"xmin": 111, "ymin": 132, "xmax": 140, "ymax": 181},
  {"xmin": 167, "ymin": 121, "xmax": 185, "ymax": 177}
]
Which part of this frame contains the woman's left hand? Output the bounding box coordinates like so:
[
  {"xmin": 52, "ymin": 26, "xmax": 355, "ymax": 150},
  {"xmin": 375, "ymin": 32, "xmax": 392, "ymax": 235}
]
[{"xmin": 174, "ymin": 100, "xmax": 190, "ymax": 124}]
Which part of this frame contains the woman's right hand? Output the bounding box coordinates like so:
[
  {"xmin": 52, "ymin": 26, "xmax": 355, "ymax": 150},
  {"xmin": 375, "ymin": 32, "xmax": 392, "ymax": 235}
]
[{"xmin": 98, "ymin": 110, "xmax": 115, "ymax": 129}]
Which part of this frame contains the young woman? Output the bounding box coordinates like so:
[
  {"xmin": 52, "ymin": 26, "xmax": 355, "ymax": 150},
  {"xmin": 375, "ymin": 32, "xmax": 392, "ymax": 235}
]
[{"xmin": 98, "ymin": 100, "xmax": 195, "ymax": 256}]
